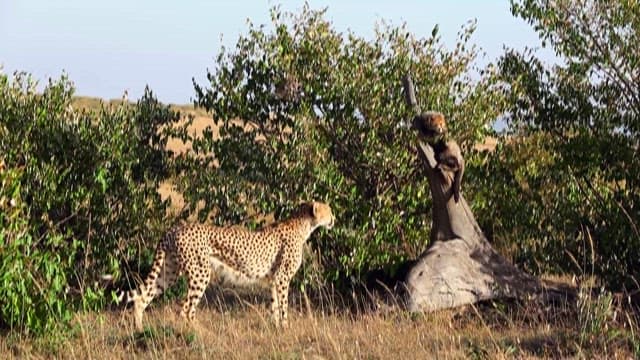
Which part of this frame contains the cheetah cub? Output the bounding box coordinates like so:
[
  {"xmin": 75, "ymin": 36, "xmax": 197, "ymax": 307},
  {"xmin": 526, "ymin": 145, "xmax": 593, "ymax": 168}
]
[
  {"xmin": 412, "ymin": 111, "xmax": 464, "ymax": 203},
  {"xmin": 117, "ymin": 201, "xmax": 335, "ymax": 329}
]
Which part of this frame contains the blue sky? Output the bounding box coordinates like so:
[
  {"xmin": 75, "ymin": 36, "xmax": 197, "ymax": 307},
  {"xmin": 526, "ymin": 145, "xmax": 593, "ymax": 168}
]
[{"xmin": 0, "ymin": 1, "xmax": 554, "ymax": 104}]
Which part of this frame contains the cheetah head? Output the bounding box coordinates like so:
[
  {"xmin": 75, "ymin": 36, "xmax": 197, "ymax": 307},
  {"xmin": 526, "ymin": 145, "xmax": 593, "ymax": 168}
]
[
  {"xmin": 412, "ymin": 111, "xmax": 447, "ymax": 138},
  {"xmin": 309, "ymin": 201, "xmax": 335, "ymax": 229}
]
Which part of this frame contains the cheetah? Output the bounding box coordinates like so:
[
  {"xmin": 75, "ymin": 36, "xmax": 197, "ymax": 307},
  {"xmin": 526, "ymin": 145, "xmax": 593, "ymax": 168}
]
[
  {"xmin": 432, "ymin": 140, "xmax": 465, "ymax": 203},
  {"xmin": 411, "ymin": 111, "xmax": 464, "ymax": 203},
  {"xmin": 117, "ymin": 201, "xmax": 335, "ymax": 329}
]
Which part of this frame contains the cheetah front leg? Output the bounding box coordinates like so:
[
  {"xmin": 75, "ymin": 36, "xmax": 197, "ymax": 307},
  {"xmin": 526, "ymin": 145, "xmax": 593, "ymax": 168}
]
[
  {"xmin": 272, "ymin": 271, "xmax": 295, "ymax": 328},
  {"xmin": 270, "ymin": 284, "xmax": 281, "ymax": 325},
  {"xmin": 270, "ymin": 247, "xmax": 303, "ymax": 328}
]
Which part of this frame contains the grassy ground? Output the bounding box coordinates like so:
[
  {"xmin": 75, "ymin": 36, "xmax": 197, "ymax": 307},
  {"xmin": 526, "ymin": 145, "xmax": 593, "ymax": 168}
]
[{"xmin": 1, "ymin": 284, "xmax": 638, "ymax": 359}]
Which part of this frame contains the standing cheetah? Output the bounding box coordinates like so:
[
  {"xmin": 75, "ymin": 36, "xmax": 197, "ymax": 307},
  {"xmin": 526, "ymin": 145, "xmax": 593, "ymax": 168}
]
[{"xmin": 117, "ymin": 201, "xmax": 334, "ymax": 329}]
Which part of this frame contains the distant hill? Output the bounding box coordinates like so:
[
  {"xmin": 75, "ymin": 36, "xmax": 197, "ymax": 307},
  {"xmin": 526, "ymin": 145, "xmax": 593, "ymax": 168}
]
[{"xmin": 71, "ymin": 95, "xmax": 209, "ymax": 118}]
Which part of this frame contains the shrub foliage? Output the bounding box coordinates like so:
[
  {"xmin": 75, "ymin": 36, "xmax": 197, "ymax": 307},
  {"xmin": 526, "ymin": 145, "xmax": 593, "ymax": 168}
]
[
  {"xmin": 476, "ymin": 0, "xmax": 640, "ymax": 289},
  {"xmin": 177, "ymin": 6, "xmax": 507, "ymax": 287},
  {"xmin": 0, "ymin": 73, "xmax": 179, "ymax": 334}
]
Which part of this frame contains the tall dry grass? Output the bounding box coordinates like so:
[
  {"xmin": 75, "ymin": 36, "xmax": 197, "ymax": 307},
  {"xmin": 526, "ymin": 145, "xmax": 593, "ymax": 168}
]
[{"xmin": 1, "ymin": 280, "xmax": 638, "ymax": 359}]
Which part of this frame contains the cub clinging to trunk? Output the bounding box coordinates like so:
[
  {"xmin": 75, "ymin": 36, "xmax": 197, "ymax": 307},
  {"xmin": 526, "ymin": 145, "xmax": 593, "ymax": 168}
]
[{"xmin": 412, "ymin": 111, "xmax": 464, "ymax": 203}]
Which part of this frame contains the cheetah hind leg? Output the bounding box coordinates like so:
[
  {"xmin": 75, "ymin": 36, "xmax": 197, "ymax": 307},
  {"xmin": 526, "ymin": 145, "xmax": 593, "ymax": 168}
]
[
  {"xmin": 132, "ymin": 248, "xmax": 179, "ymax": 330},
  {"xmin": 179, "ymin": 254, "xmax": 212, "ymax": 322}
]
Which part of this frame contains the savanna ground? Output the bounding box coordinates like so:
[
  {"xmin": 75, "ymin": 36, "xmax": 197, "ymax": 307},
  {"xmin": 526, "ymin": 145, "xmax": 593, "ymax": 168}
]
[
  {"xmin": 2, "ymin": 281, "xmax": 636, "ymax": 359},
  {"xmin": 1, "ymin": 97, "xmax": 637, "ymax": 359}
]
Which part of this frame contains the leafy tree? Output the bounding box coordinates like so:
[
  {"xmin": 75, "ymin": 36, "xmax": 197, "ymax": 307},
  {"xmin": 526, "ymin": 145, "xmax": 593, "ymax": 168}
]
[
  {"xmin": 179, "ymin": 6, "xmax": 508, "ymax": 287},
  {"xmin": 482, "ymin": 0, "xmax": 640, "ymax": 289}
]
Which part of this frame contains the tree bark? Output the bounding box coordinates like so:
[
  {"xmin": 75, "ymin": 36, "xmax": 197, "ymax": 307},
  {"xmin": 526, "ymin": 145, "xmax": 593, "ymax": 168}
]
[{"xmin": 404, "ymin": 141, "xmax": 544, "ymax": 312}]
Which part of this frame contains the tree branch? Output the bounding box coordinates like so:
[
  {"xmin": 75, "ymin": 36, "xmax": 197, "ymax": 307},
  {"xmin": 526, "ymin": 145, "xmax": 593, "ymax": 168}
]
[
  {"xmin": 402, "ymin": 74, "xmax": 420, "ymax": 113},
  {"xmin": 416, "ymin": 140, "xmax": 437, "ymax": 174}
]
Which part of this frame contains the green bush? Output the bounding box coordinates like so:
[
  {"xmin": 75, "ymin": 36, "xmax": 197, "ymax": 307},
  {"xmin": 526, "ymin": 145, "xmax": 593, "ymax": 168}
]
[
  {"xmin": 178, "ymin": 6, "xmax": 508, "ymax": 287},
  {"xmin": 0, "ymin": 166, "xmax": 71, "ymax": 334},
  {"xmin": 0, "ymin": 72, "xmax": 180, "ymax": 334}
]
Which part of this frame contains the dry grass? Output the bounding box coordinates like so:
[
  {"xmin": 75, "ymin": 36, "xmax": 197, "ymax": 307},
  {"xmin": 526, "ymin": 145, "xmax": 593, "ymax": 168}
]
[
  {"xmin": 0, "ymin": 290, "xmax": 569, "ymax": 359},
  {"xmin": 2, "ymin": 282, "xmax": 638, "ymax": 359},
  {"xmin": 70, "ymin": 96, "xmax": 208, "ymax": 118}
]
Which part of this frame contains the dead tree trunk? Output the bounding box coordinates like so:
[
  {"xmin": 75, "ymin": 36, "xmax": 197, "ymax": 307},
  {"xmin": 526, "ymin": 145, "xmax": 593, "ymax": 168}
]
[
  {"xmin": 404, "ymin": 141, "xmax": 543, "ymax": 311},
  {"xmin": 401, "ymin": 74, "xmax": 548, "ymax": 312}
]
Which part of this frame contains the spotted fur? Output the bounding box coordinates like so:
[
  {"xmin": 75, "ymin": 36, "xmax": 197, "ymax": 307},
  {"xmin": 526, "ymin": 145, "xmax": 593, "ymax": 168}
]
[{"xmin": 117, "ymin": 201, "xmax": 334, "ymax": 329}]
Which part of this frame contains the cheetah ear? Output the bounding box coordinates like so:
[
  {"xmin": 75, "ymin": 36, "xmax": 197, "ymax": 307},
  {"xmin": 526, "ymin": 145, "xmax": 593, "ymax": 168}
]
[
  {"xmin": 297, "ymin": 201, "xmax": 314, "ymax": 217},
  {"xmin": 311, "ymin": 201, "xmax": 319, "ymax": 218}
]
